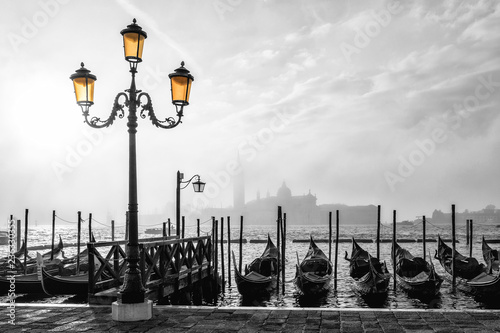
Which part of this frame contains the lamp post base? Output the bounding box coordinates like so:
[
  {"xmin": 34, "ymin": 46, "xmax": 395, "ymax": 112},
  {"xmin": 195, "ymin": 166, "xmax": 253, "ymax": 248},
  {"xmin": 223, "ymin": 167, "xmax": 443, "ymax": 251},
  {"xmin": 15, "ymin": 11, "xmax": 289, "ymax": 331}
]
[{"xmin": 111, "ymin": 300, "xmax": 153, "ymax": 321}]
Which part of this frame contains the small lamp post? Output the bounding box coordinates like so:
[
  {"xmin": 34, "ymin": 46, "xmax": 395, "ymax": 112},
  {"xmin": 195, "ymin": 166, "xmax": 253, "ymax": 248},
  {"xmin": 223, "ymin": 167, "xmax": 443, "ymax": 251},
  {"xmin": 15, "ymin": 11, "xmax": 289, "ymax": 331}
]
[
  {"xmin": 70, "ymin": 19, "xmax": 194, "ymax": 321},
  {"xmin": 176, "ymin": 171, "xmax": 205, "ymax": 236}
]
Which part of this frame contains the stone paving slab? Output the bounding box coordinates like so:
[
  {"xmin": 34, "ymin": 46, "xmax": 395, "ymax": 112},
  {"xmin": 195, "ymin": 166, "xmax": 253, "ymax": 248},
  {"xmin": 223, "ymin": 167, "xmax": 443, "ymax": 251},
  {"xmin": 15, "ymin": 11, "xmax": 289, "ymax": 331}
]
[{"xmin": 0, "ymin": 304, "xmax": 499, "ymax": 332}]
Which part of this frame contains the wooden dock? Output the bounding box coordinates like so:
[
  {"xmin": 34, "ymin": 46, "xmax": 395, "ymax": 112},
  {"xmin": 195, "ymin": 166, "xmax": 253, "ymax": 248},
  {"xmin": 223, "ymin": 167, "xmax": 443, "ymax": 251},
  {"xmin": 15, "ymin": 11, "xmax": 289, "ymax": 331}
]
[{"xmin": 86, "ymin": 235, "xmax": 216, "ymax": 305}]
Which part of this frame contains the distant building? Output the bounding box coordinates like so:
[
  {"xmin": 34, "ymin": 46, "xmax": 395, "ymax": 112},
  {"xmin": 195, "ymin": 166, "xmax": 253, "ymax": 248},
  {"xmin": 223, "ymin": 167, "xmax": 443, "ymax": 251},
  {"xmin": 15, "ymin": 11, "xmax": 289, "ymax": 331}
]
[
  {"xmin": 244, "ymin": 182, "xmax": 320, "ymax": 224},
  {"xmin": 430, "ymin": 205, "xmax": 500, "ymax": 225},
  {"xmin": 201, "ymin": 173, "xmax": 377, "ymax": 225}
]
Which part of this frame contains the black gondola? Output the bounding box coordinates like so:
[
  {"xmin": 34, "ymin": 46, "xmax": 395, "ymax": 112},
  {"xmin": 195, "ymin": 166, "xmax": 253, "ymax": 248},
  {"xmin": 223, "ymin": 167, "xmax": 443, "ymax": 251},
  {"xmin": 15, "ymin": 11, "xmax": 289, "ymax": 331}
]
[
  {"xmin": 345, "ymin": 238, "xmax": 390, "ymax": 297},
  {"xmin": 232, "ymin": 235, "xmax": 278, "ymax": 296},
  {"xmin": 294, "ymin": 236, "xmax": 333, "ymax": 295},
  {"xmin": 434, "ymin": 236, "xmax": 483, "ymax": 280},
  {"xmin": 392, "ymin": 241, "xmax": 442, "ymax": 298},
  {"xmin": 0, "ymin": 237, "xmax": 65, "ymax": 295},
  {"xmin": 464, "ymin": 238, "xmax": 500, "ymax": 299}
]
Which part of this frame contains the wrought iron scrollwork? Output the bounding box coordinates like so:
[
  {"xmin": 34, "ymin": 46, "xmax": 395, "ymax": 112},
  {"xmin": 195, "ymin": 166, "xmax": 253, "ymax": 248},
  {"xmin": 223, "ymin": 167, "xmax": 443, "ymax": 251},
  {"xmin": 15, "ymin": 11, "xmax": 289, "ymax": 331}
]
[
  {"xmin": 83, "ymin": 92, "xmax": 128, "ymax": 128},
  {"xmin": 138, "ymin": 92, "xmax": 183, "ymax": 129}
]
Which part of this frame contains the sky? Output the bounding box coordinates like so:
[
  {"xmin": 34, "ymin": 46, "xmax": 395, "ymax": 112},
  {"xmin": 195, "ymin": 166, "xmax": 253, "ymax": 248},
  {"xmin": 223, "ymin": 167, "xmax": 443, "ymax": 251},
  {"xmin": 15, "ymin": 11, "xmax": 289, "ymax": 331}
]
[{"xmin": 0, "ymin": 0, "xmax": 499, "ymax": 227}]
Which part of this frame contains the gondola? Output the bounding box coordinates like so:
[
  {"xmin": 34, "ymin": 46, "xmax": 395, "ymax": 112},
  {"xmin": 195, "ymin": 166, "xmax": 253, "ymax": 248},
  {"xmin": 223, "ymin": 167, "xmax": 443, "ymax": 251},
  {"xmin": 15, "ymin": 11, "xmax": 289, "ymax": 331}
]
[
  {"xmin": 232, "ymin": 235, "xmax": 278, "ymax": 296},
  {"xmin": 39, "ymin": 264, "xmax": 88, "ymax": 296},
  {"xmin": 434, "ymin": 236, "xmax": 483, "ymax": 280},
  {"xmin": 345, "ymin": 238, "xmax": 390, "ymax": 297},
  {"xmin": 464, "ymin": 238, "xmax": 500, "ymax": 299},
  {"xmin": 0, "ymin": 239, "xmax": 27, "ymax": 269},
  {"xmin": 294, "ymin": 236, "xmax": 333, "ymax": 295},
  {"xmin": 0, "ymin": 237, "xmax": 65, "ymax": 295},
  {"xmin": 392, "ymin": 241, "xmax": 442, "ymax": 298},
  {"xmin": 482, "ymin": 236, "xmax": 499, "ymax": 274}
]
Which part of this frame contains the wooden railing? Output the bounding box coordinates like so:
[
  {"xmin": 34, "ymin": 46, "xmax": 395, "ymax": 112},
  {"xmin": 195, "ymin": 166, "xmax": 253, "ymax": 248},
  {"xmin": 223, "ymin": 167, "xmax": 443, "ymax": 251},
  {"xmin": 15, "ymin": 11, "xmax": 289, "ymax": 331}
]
[
  {"xmin": 139, "ymin": 236, "xmax": 212, "ymax": 297},
  {"xmin": 87, "ymin": 235, "xmax": 212, "ymax": 297}
]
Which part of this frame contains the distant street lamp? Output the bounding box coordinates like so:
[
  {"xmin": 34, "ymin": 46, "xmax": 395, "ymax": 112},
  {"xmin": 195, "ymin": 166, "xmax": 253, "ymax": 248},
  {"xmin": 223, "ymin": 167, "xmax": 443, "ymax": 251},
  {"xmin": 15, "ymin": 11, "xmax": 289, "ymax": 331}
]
[
  {"xmin": 69, "ymin": 19, "xmax": 194, "ymax": 321},
  {"xmin": 176, "ymin": 171, "xmax": 205, "ymax": 236}
]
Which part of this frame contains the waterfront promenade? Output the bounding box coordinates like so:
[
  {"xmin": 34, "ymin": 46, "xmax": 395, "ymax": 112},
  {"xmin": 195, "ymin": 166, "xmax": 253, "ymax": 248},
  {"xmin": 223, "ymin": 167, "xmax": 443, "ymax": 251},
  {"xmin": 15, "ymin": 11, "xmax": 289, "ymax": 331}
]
[{"xmin": 1, "ymin": 304, "xmax": 500, "ymax": 332}]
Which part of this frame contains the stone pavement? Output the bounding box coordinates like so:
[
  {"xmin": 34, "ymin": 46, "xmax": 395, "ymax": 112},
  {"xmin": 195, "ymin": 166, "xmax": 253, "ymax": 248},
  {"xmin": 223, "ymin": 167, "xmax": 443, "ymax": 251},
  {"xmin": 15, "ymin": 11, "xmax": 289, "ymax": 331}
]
[{"xmin": 0, "ymin": 304, "xmax": 500, "ymax": 332}]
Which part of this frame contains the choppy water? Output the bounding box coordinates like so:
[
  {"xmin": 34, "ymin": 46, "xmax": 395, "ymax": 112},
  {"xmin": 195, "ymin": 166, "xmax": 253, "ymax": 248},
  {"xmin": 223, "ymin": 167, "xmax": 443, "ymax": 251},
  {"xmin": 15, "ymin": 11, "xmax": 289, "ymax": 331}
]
[{"xmin": 1, "ymin": 221, "xmax": 500, "ymax": 309}]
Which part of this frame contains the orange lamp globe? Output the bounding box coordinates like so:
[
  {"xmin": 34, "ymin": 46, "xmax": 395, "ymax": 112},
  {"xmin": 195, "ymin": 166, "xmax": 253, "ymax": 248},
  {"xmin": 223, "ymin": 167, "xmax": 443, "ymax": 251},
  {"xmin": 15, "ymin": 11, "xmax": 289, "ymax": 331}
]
[
  {"xmin": 169, "ymin": 61, "xmax": 194, "ymax": 106},
  {"xmin": 70, "ymin": 63, "xmax": 97, "ymax": 107},
  {"xmin": 120, "ymin": 18, "xmax": 147, "ymax": 63}
]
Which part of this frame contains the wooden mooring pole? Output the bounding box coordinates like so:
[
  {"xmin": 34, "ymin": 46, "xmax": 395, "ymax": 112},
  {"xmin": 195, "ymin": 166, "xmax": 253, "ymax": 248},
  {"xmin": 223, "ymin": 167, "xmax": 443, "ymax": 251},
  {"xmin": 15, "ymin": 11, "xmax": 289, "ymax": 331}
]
[
  {"xmin": 392, "ymin": 210, "xmax": 397, "ymax": 291},
  {"xmin": 111, "ymin": 220, "xmax": 115, "ymax": 241},
  {"xmin": 377, "ymin": 205, "xmax": 381, "ymax": 260},
  {"xmin": 16, "ymin": 218, "xmax": 21, "ymax": 252},
  {"xmin": 24, "ymin": 209, "xmax": 28, "ymax": 275},
  {"xmin": 197, "ymin": 218, "xmax": 200, "ymax": 238},
  {"xmin": 334, "ymin": 210, "xmax": 339, "ymax": 291},
  {"xmin": 77, "ymin": 211, "xmax": 81, "ymax": 274},
  {"xmin": 422, "ymin": 215, "xmax": 426, "ymax": 258},
  {"xmin": 282, "ymin": 212, "xmax": 286, "ymax": 295},
  {"xmin": 227, "ymin": 216, "xmax": 231, "ymax": 287},
  {"xmin": 276, "ymin": 206, "xmax": 282, "ymax": 293},
  {"xmin": 212, "ymin": 217, "xmax": 218, "ymax": 290},
  {"xmin": 220, "ymin": 217, "xmax": 225, "ymax": 292},
  {"xmin": 239, "ymin": 216, "xmax": 243, "ymax": 273},
  {"xmin": 329, "ymin": 212, "xmax": 332, "ymax": 262},
  {"xmin": 168, "ymin": 218, "xmax": 171, "ymax": 236},
  {"xmin": 451, "ymin": 204, "xmax": 456, "ymax": 291},
  {"xmin": 88, "ymin": 213, "xmax": 92, "ymax": 242},
  {"xmin": 469, "ymin": 219, "xmax": 473, "ymax": 258},
  {"xmin": 163, "ymin": 222, "xmax": 167, "ymax": 237},
  {"xmin": 182, "ymin": 216, "xmax": 185, "ymax": 239},
  {"xmin": 51, "ymin": 210, "xmax": 56, "ymax": 260}
]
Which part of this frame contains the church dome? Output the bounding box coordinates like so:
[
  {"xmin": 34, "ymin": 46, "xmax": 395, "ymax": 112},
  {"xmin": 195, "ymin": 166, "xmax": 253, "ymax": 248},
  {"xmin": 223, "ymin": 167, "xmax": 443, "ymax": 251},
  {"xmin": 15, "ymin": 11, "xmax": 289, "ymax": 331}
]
[{"xmin": 277, "ymin": 181, "xmax": 291, "ymax": 198}]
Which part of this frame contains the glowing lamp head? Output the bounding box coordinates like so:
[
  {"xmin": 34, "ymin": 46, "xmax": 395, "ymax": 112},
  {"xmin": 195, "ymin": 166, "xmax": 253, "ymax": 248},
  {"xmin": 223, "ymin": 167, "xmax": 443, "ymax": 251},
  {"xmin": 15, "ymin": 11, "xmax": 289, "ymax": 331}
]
[
  {"xmin": 169, "ymin": 61, "xmax": 194, "ymax": 106},
  {"xmin": 70, "ymin": 62, "xmax": 97, "ymax": 107},
  {"xmin": 120, "ymin": 18, "xmax": 147, "ymax": 63}
]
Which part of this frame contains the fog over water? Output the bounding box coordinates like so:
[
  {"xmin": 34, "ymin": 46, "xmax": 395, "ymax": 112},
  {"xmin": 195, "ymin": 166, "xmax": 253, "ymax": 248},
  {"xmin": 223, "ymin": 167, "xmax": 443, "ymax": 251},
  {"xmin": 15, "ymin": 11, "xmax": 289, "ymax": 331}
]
[{"xmin": 1, "ymin": 1, "xmax": 500, "ymax": 227}]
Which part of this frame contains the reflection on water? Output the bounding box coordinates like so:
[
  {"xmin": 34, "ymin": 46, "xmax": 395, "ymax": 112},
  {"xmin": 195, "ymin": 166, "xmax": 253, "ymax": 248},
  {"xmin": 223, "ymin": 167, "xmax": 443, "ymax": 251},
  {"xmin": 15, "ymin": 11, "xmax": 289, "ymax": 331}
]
[{"xmin": 1, "ymin": 223, "xmax": 500, "ymax": 309}]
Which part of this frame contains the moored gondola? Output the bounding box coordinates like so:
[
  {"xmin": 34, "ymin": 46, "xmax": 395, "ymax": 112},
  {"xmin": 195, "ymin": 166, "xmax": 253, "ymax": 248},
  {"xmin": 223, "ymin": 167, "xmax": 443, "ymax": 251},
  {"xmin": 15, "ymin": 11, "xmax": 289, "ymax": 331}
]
[
  {"xmin": 0, "ymin": 237, "xmax": 65, "ymax": 295},
  {"xmin": 482, "ymin": 236, "xmax": 499, "ymax": 274},
  {"xmin": 232, "ymin": 235, "xmax": 278, "ymax": 296},
  {"xmin": 38, "ymin": 263, "xmax": 88, "ymax": 296},
  {"xmin": 434, "ymin": 236, "xmax": 483, "ymax": 280},
  {"xmin": 392, "ymin": 241, "xmax": 442, "ymax": 298},
  {"xmin": 345, "ymin": 238, "xmax": 390, "ymax": 298},
  {"xmin": 294, "ymin": 236, "xmax": 333, "ymax": 295},
  {"xmin": 464, "ymin": 238, "xmax": 500, "ymax": 299}
]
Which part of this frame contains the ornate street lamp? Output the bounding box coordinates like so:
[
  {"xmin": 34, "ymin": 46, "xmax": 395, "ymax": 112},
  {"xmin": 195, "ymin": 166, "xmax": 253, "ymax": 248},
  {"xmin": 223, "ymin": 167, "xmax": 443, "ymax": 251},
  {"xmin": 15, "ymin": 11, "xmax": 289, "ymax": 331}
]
[
  {"xmin": 70, "ymin": 19, "xmax": 194, "ymax": 321},
  {"xmin": 176, "ymin": 171, "xmax": 205, "ymax": 236}
]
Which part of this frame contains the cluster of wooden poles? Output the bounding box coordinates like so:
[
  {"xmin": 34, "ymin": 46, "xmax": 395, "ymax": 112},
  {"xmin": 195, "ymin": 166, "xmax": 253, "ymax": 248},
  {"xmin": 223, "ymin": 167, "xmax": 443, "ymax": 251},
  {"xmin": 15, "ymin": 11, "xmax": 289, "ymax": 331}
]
[
  {"xmin": 9, "ymin": 209, "xmax": 104, "ymax": 275},
  {"xmin": 209, "ymin": 206, "xmax": 343, "ymax": 295}
]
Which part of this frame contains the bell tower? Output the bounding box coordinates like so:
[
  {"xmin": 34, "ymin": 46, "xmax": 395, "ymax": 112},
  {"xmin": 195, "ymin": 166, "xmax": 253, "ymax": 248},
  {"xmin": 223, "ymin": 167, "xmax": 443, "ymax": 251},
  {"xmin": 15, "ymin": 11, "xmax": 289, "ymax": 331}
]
[{"xmin": 233, "ymin": 153, "xmax": 245, "ymax": 210}]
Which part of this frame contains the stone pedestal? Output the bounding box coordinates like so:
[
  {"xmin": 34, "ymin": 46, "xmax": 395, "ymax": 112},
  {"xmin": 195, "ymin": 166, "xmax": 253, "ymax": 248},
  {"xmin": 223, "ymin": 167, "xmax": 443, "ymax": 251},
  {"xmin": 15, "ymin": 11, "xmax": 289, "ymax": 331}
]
[{"xmin": 111, "ymin": 300, "xmax": 153, "ymax": 321}]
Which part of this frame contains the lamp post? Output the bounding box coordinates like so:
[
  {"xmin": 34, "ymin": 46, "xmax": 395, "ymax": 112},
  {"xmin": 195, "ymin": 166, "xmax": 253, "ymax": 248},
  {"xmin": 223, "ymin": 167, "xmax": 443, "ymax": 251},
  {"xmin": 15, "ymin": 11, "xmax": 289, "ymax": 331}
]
[
  {"xmin": 69, "ymin": 19, "xmax": 194, "ymax": 321},
  {"xmin": 176, "ymin": 171, "xmax": 205, "ymax": 236}
]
